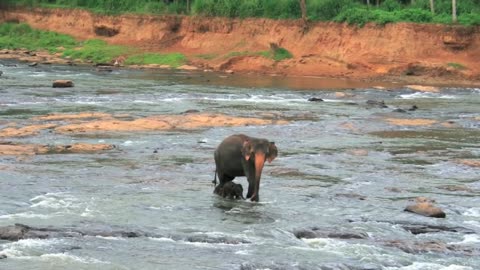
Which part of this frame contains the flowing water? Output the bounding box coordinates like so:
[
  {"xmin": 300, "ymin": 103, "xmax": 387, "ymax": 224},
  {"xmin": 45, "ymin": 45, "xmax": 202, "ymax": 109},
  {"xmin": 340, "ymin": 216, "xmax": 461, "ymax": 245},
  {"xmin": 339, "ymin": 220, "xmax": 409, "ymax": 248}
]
[{"xmin": 0, "ymin": 61, "xmax": 479, "ymax": 270}]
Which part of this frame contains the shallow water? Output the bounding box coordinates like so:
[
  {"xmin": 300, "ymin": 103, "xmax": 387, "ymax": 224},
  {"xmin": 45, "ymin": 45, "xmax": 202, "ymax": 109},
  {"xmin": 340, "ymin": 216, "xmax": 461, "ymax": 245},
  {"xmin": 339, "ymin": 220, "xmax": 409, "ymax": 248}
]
[{"xmin": 0, "ymin": 62, "xmax": 479, "ymax": 270}]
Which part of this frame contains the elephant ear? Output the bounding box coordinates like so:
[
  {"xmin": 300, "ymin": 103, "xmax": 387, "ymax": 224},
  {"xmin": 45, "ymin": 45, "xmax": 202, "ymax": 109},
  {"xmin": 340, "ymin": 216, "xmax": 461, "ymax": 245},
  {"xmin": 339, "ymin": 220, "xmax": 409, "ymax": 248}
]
[
  {"xmin": 267, "ymin": 142, "xmax": 278, "ymax": 163},
  {"xmin": 242, "ymin": 140, "xmax": 253, "ymax": 161}
]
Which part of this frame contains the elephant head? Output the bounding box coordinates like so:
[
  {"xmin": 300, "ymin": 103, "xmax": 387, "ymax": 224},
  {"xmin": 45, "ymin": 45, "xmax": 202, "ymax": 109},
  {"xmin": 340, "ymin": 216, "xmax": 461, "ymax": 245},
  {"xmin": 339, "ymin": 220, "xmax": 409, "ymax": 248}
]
[
  {"xmin": 241, "ymin": 138, "xmax": 277, "ymax": 201},
  {"xmin": 222, "ymin": 182, "xmax": 245, "ymax": 200}
]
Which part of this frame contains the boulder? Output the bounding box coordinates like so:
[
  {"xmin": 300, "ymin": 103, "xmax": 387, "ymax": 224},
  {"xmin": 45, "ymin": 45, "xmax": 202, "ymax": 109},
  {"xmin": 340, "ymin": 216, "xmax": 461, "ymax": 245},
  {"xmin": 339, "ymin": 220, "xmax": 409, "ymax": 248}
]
[
  {"xmin": 52, "ymin": 80, "xmax": 74, "ymax": 88},
  {"xmin": 308, "ymin": 97, "xmax": 324, "ymax": 102},
  {"xmin": 404, "ymin": 197, "xmax": 446, "ymax": 218}
]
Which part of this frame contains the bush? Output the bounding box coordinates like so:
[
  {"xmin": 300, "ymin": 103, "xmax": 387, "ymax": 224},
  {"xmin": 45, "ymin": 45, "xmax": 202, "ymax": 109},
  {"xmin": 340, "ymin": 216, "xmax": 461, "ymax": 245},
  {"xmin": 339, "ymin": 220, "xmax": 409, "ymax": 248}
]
[
  {"xmin": 4, "ymin": 0, "xmax": 480, "ymax": 26},
  {"xmin": 395, "ymin": 8, "xmax": 433, "ymax": 23}
]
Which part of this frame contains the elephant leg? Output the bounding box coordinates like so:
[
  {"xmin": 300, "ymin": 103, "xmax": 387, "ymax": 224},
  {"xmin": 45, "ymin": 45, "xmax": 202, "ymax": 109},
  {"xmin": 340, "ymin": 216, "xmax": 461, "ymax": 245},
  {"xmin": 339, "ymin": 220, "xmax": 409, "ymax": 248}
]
[
  {"xmin": 246, "ymin": 170, "xmax": 255, "ymax": 199},
  {"xmin": 247, "ymin": 180, "xmax": 255, "ymax": 198}
]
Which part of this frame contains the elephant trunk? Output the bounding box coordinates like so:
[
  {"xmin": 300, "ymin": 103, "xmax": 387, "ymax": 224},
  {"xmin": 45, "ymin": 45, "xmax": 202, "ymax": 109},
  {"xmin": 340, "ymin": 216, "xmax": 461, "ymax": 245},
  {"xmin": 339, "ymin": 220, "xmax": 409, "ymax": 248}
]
[{"xmin": 251, "ymin": 152, "xmax": 266, "ymax": 201}]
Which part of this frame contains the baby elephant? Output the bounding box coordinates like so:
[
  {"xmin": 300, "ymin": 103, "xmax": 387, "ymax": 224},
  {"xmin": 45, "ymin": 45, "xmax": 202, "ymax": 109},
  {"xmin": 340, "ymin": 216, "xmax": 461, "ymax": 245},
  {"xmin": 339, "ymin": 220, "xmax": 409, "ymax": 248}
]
[{"xmin": 214, "ymin": 182, "xmax": 245, "ymax": 200}]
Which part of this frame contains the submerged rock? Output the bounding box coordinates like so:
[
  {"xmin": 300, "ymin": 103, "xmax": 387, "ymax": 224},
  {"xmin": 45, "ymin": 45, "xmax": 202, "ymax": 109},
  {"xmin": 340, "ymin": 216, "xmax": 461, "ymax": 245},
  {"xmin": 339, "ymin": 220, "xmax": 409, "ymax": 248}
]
[
  {"xmin": 308, "ymin": 97, "xmax": 324, "ymax": 102},
  {"xmin": 401, "ymin": 224, "xmax": 472, "ymax": 235},
  {"xmin": 385, "ymin": 240, "xmax": 477, "ymax": 255},
  {"xmin": 52, "ymin": 80, "xmax": 74, "ymax": 88},
  {"xmin": 366, "ymin": 100, "xmax": 388, "ymax": 108},
  {"xmin": 294, "ymin": 227, "xmax": 368, "ymax": 240}
]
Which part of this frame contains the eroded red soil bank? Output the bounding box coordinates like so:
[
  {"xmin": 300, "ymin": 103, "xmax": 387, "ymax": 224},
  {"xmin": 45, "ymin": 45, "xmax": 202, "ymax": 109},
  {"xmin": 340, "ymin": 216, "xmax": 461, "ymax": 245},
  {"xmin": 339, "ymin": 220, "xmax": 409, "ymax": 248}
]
[{"xmin": 1, "ymin": 8, "xmax": 480, "ymax": 85}]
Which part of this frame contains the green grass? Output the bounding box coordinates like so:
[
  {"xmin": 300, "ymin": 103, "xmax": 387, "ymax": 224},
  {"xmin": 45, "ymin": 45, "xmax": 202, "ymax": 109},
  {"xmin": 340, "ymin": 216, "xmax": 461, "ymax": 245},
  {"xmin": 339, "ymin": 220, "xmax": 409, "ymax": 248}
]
[
  {"xmin": 62, "ymin": 39, "xmax": 131, "ymax": 64},
  {"xmin": 447, "ymin": 62, "xmax": 467, "ymax": 70},
  {"xmin": 0, "ymin": 23, "xmax": 77, "ymax": 53},
  {"xmin": 125, "ymin": 52, "xmax": 187, "ymax": 67},
  {"xmin": 0, "ymin": 22, "xmax": 189, "ymax": 66},
  {"xmin": 223, "ymin": 47, "xmax": 292, "ymax": 61},
  {"xmin": 195, "ymin": 53, "xmax": 219, "ymax": 60}
]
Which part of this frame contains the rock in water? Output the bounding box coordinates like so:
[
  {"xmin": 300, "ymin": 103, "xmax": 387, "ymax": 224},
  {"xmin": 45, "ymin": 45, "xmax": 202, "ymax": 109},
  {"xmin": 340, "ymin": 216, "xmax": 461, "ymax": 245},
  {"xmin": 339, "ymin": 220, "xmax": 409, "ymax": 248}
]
[
  {"xmin": 404, "ymin": 197, "xmax": 446, "ymax": 218},
  {"xmin": 308, "ymin": 97, "xmax": 324, "ymax": 102},
  {"xmin": 52, "ymin": 80, "xmax": 74, "ymax": 88}
]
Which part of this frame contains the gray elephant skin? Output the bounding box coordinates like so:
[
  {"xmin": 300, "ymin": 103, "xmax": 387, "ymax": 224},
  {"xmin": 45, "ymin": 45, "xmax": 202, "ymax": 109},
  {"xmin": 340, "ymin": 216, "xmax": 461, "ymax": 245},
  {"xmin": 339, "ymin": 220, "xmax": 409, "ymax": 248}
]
[
  {"xmin": 213, "ymin": 134, "xmax": 277, "ymax": 202},
  {"xmin": 214, "ymin": 181, "xmax": 245, "ymax": 200}
]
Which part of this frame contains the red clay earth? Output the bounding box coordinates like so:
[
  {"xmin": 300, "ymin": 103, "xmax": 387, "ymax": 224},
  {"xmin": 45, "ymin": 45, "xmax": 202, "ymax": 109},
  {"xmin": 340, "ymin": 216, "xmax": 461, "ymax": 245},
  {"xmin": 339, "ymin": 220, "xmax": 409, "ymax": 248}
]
[{"xmin": 1, "ymin": 8, "xmax": 480, "ymax": 87}]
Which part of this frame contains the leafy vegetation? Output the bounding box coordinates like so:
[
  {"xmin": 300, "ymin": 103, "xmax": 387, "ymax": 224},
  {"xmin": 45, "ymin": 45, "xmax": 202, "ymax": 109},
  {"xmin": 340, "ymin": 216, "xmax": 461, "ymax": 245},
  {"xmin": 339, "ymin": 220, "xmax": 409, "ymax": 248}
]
[{"xmin": 5, "ymin": 0, "xmax": 480, "ymax": 25}]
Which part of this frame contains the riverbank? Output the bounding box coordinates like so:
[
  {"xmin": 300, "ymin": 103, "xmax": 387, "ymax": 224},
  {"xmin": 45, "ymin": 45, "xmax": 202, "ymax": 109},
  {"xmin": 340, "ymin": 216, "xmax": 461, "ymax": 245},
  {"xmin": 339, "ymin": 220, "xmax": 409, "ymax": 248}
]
[{"xmin": 1, "ymin": 8, "xmax": 480, "ymax": 87}]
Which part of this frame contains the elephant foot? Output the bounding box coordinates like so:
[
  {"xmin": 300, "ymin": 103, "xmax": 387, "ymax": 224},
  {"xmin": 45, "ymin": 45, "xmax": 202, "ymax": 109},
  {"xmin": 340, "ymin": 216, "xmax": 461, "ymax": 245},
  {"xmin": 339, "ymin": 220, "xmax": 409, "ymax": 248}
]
[
  {"xmin": 213, "ymin": 185, "xmax": 223, "ymax": 195},
  {"xmin": 250, "ymin": 194, "xmax": 259, "ymax": 202}
]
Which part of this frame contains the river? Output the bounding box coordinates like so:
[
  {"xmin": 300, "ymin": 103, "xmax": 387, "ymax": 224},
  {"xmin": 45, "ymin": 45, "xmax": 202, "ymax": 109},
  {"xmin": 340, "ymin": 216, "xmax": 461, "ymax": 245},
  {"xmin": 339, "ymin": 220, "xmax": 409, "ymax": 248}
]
[{"xmin": 0, "ymin": 62, "xmax": 479, "ymax": 270}]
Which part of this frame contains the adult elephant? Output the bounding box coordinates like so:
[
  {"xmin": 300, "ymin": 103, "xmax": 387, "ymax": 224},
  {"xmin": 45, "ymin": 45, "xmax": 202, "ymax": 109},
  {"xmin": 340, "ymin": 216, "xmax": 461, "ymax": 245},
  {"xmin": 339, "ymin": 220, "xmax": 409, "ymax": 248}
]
[{"xmin": 213, "ymin": 134, "xmax": 278, "ymax": 202}]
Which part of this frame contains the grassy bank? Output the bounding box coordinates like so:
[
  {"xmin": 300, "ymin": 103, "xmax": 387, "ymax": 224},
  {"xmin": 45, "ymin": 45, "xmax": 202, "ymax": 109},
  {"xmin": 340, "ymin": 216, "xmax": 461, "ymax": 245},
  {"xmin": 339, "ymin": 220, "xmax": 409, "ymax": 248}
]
[
  {"xmin": 5, "ymin": 0, "xmax": 480, "ymax": 25},
  {"xmin": 0, "ymin": 22, "xmax": 293, "ymax": 65},
  {"xmin": 0, "ymin": 23, "xmax": 187, "ymax": 67}
]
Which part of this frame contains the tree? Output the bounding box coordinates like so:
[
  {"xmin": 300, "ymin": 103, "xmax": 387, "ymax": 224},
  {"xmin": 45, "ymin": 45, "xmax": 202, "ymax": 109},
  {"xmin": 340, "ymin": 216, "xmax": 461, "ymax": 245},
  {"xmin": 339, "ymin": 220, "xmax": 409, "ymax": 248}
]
[
  {"xmin": 452, "ymin": 0, "xmax": 457, "ymax": 23},
  {"xmin": 299, "ymin": 0, "xmax": 307, "ymax": 23},
  {"xmin": 429, "ymin": 0, "xmax": 435, "ymax": 14},
  {"xmin": 299, "ymin": 0, "xmax": 307, "ymax": 30}
]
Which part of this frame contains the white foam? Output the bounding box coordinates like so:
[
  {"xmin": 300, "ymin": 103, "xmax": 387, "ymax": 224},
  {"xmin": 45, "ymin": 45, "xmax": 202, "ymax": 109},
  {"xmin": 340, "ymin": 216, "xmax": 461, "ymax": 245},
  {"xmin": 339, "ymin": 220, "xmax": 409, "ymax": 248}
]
[
  {"xmin": 399, "ymin": 92, "xmax": 456, "ymax": 99},
  {"xmin": 95, "ymin": 236, "xmax": 126, "ymax": 241},
  {"xmin": 149, "ymin": 237, "xmax": 176, "ymax": 243},
  {"xmin": 385, "ymin": 262, "xmax": 472, "ymax": 270},
  {"xmin": 463, "ymin": 208, "xmax": 480, "ymax": 217},
  {"xmin": 234, "ymin": 250, "xmax": 251, "ymax": 255},
  {"xmin": 449, "ymin": 234, "xmax": 480, "ymax": 245},
  {"xmin": 0, "ymin": 238, "xmax": 60, "ymax": 257},
  {"xmin": 463, "ymin": 220, "xmax": 480, "ymax": 228},
  {"xmin": 30, "ymin": 193, "xmax": 78, "ymax": 209},
  {"xmin": 38, "ymin": 253, "xmax": 108, "ymax": 264}
]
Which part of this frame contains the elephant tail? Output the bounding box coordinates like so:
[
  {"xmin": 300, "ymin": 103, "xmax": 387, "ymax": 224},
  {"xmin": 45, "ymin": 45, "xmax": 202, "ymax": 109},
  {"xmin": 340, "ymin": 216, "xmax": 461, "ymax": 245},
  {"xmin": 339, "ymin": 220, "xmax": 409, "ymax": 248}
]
[{"xmin": 212, "ymin": 170, "xmax": 217, "ymax": 186}]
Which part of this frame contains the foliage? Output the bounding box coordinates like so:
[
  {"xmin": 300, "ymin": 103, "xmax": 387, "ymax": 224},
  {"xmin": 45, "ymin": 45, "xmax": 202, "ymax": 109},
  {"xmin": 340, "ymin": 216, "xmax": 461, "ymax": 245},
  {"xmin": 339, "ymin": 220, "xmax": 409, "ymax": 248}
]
[
  {"xmin": 271, "ymin": 47, "xmax": 293, "ymax": 61},
  {"xmin": 124, "ymin": 52, "xmax": 187, "ymax": 67},
  {"xmin": 0, "ymin": 23, "xmax": 76, "ymax": 52},
  {"xmin": 4, "ymin": 0, "xmax": 480, "ymax": 25}
]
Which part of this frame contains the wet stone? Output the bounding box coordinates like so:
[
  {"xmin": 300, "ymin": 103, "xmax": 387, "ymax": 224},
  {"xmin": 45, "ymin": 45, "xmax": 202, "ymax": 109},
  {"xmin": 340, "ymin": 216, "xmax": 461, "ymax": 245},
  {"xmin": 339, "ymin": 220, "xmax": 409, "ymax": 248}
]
[
  {"xmin": 366, "ymin": 100, "xmax": 388, "ymax": 108},
  {"xmin": 404, "ymin": 197, "xmax": 446, "ymax": 218},
  {"xmin": 308, "ymin": 97, "xmax": 324, "ymax": 102},
  {"xmin": 401, "ymin": 224, "xmax": 473, "ymax": 235},
  {"xmin": 52, "ymin": 80, "xmax": 74, "ymax": 88},
  {"xmin": 294, "ymin": 227, "xmax": 368, "ymax": 240}
]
